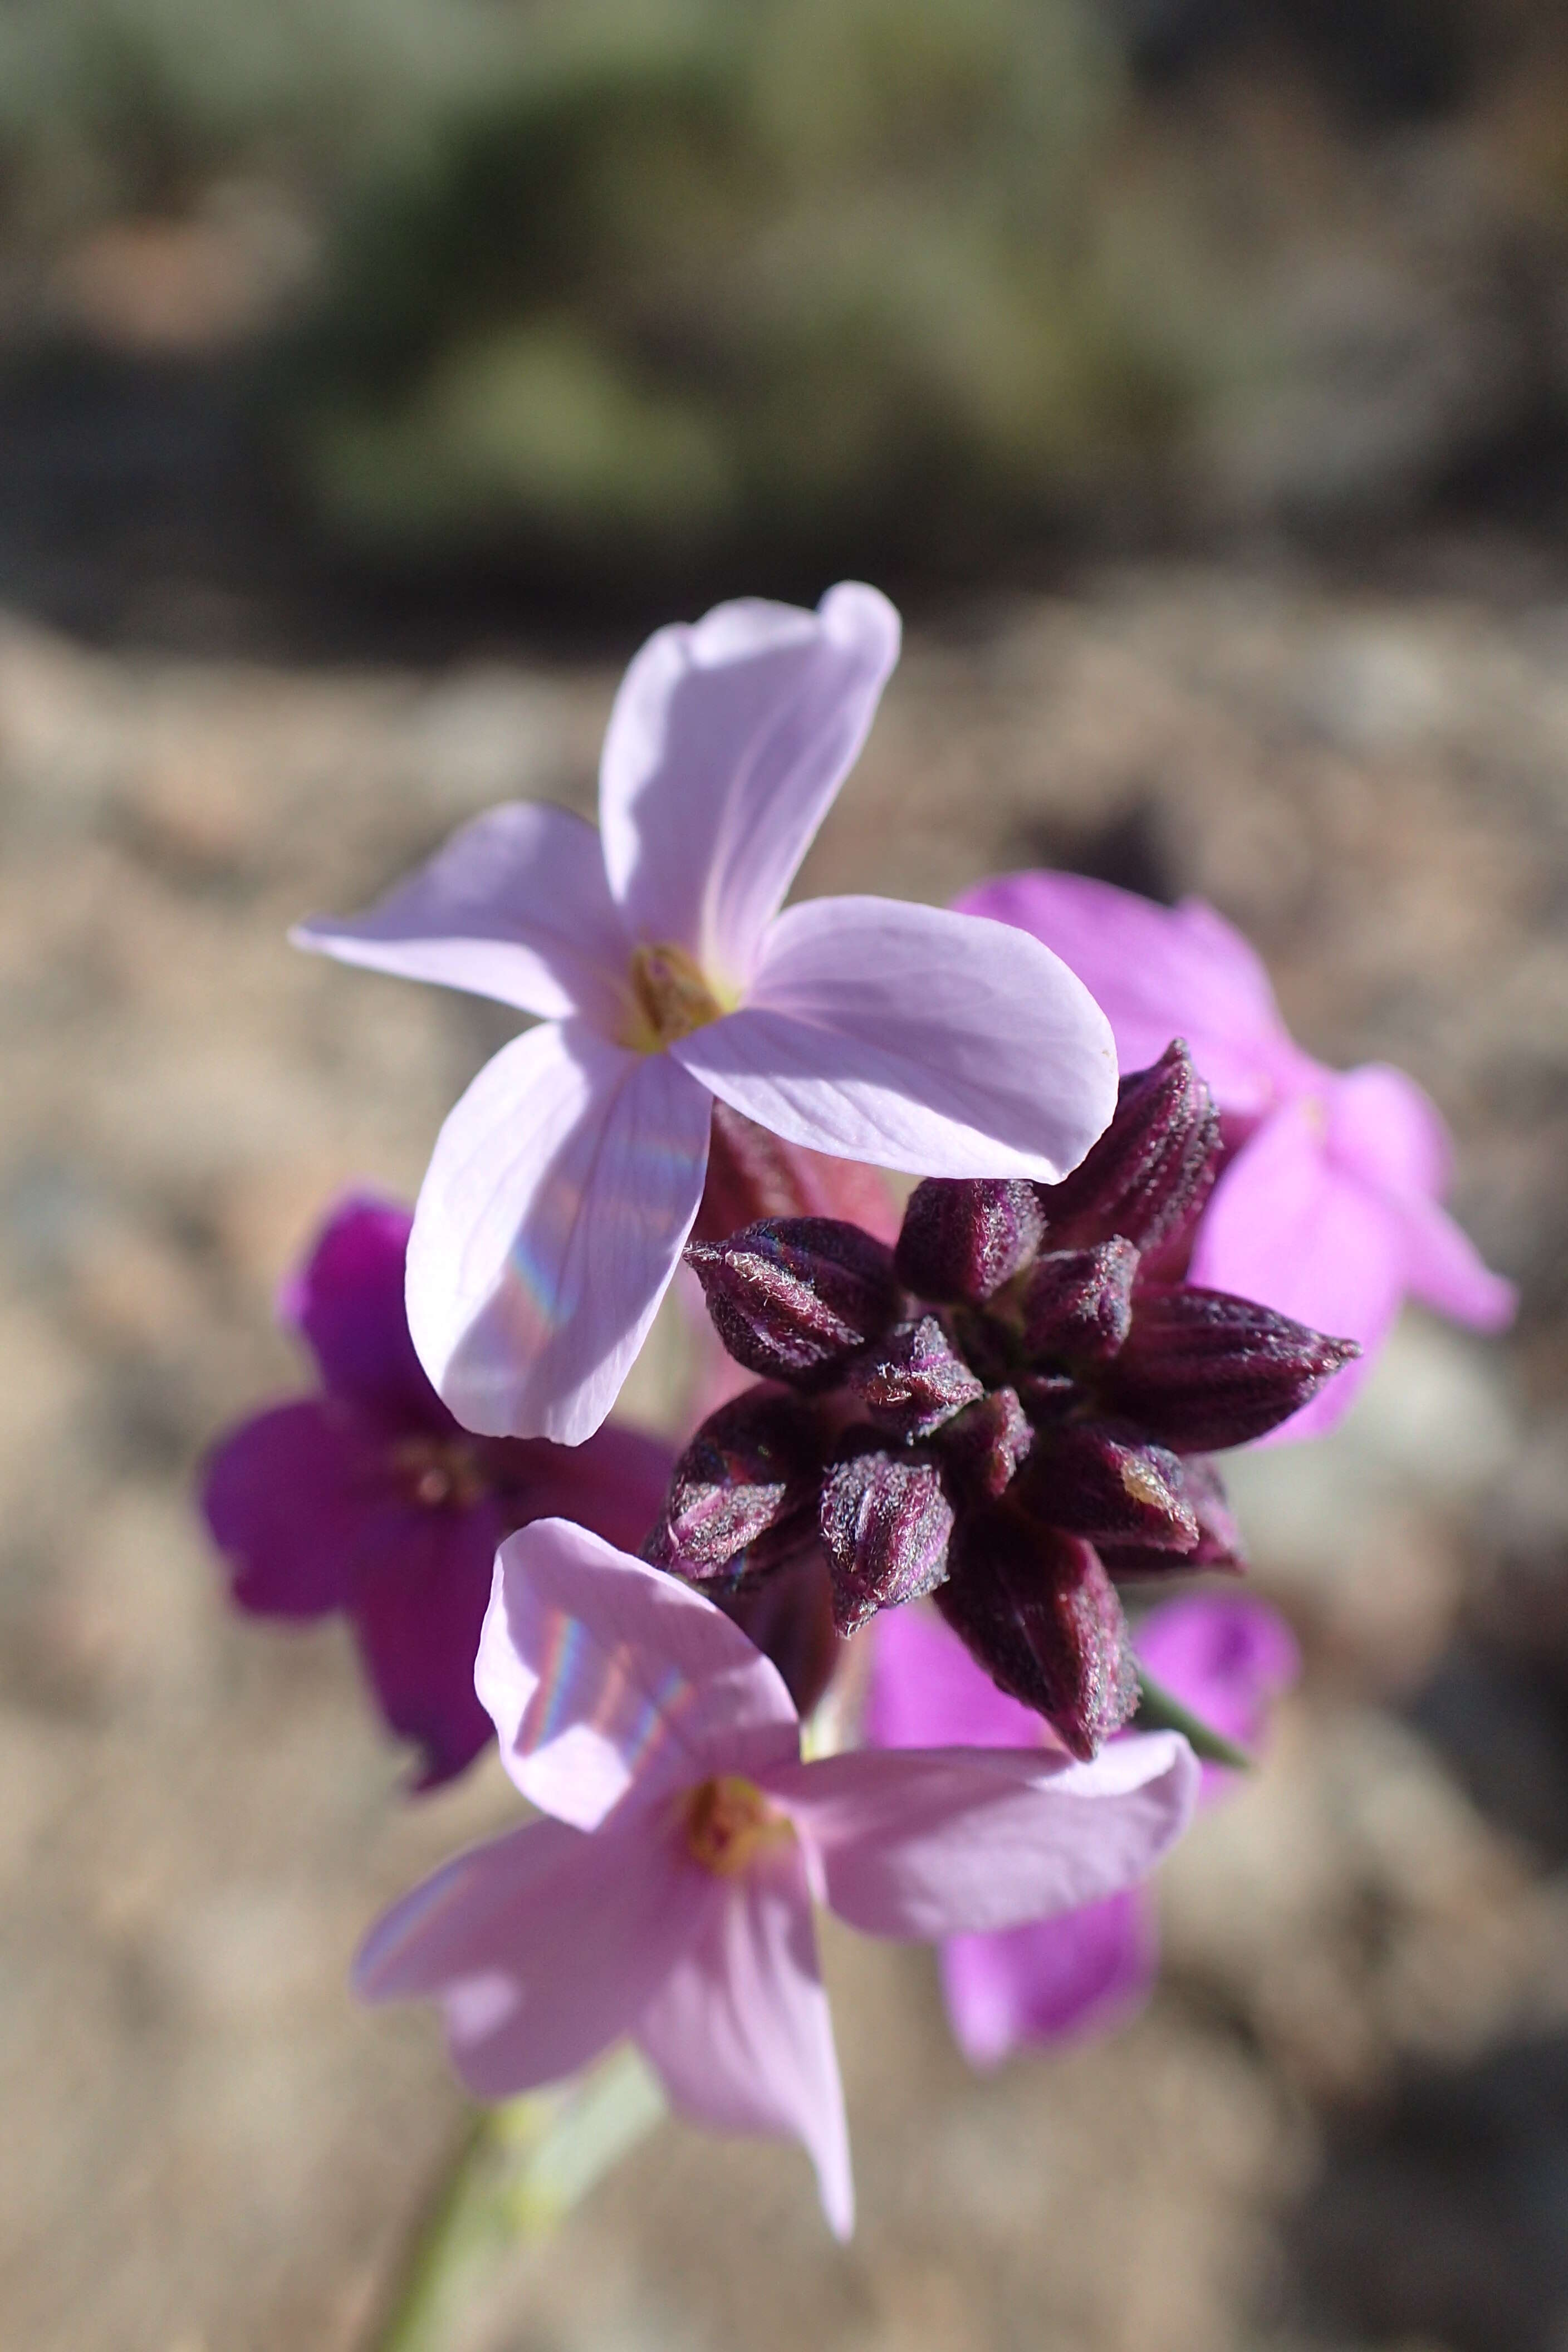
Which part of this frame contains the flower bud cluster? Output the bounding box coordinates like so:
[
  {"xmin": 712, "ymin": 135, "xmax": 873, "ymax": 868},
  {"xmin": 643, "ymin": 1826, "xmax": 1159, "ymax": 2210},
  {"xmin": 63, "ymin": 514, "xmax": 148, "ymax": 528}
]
[{"xmin": 648, "ymin": 1041, "xmax": 1358, "ymax": 1760}]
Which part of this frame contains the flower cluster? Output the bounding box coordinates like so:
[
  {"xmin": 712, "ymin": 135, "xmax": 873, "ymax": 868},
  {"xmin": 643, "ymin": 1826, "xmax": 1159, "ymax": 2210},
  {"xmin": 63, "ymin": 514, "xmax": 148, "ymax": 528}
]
[
  {"xmin": 646, "ymin": 1039, "xmax": 1356, "ymax": 1759},
  {"xmin": 194, "ymin": 578, "xmax": 1514, "ymax": 2240}
]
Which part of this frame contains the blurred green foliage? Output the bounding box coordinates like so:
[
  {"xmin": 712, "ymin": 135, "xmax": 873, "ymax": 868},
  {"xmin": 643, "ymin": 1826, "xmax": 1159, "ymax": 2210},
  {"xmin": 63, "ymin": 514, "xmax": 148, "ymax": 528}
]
[
  {"xmin": 0, "ymin": 0, "xmax": 508, "ymax": 218},
  {"xmin": 0, "ymin": 0, "xmax": 1267, "ymax": 593},
  {"xmin": 275, "ymin": 0, "xmax": 1234, "ymax": 594}
]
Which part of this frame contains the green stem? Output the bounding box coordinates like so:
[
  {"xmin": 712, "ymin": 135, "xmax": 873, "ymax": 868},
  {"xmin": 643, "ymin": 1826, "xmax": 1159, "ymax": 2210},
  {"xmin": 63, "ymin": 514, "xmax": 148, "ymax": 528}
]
[
  {"xmin": 1134, "ymin": 1666, "xmax": 1252, "ymax": 1772},
  {"xmin": 366, "ymin": 2048, "xmax": 667, "ymax": 2352}
]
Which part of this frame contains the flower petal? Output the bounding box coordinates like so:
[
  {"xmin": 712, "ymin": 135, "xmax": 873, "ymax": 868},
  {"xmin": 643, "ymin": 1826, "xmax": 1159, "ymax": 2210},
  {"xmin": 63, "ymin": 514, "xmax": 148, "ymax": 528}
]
[
  {"xmin": 939, "ymin": 1893, "xmax": 1157, "ymax": 2065},
  {"xmin": 1326, "ymin": 1063, "xmax": 1452, "ymax": 1200},
  {"xmin": 1135, "ymin": 1592, "xmax": 1299, "ymax": 1799},
  {"xmin": 405, "ymin": 1020, "xmax": 712, "ymax": 1443},
  {"xmin": 956, "ymin": 874, "xmax": 1307, "ymax": 1114},
  {"xmin": 201, "ymin": 1399, "xmax": 373, "ymax": 1617},
  {"xmin": 770, "ymin": 1732, "xmax": 1198, "ymax": 1939},
  {"xmin": 634, "ymin": 1843, "xmax": 853, "ymax": 2238},
  {"xmin": 476, "ymin": 1520, "xmax": 800, "ymax": 1830},
  {"xmin": 599, "ymin": 584, "xmax": 900, "ymax": 986},
  {"xmin": 1321, "ymin": 1070, "xmax": 1514, "ymax": 1332},
  {"xmin": 1187, "ymin": 1097, "xmax": 1401, "ymax": 1441},
  {"xmin": 293, "ymin": 802, "xmax": 627, "ymax": 1024},
  {"xmin": 348, "ymin": 1502, "xmax": 505, "ymax": 1789},
  {"xmin": 673, "ymin": 898, "xmax": 1116, "ymax": 1182},
  {"xmin": 355, "ymin": 1815, "xmax": 694, "ymax": 2098},
  {"xmin": 865, "ymin": 1600, "xmax": 1046, "ymax": 1752},
  {"xmin": 279, "ymin": 1194, "xmax": 442, "ymax": 1426},
  {"xmin": 1398, "ymin": 1192, "xmax": 1517, "ymax": 1332}
]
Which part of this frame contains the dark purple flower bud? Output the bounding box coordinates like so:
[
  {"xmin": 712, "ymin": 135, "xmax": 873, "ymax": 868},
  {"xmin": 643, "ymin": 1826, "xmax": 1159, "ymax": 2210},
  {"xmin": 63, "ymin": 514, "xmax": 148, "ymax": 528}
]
[
  {"xmin": 1023, "ymin": 1423, "xmax": 1200, "ymax": 1551},
  {"xmin": 1019, "ymin": 1237, "xmax": 1139, "ymax": 1366},
  {"xmin": 695, "ymin": 1102, "xmax": 903, "ymax": 1244},
  {"xmin": 934, "ymin": 1386, "xmax": 1035, "ymax": 1507},
  {"xmin": 1182, "ymin": 1457, "xmax": 1246, "ymax": 1568},
  {"xmin": 1034, "ymin": 1040, "xmax": 1220, "ymax": 1254},
  {"xmin": 1098, "ymin": 1455, "xmax": 1247, "ymax": 1577},
  {"xmin": 719, "ymin": 1549, "xmax": 840, "ymax": 1719},
  {"xmin": 1102, "ymin": 1283, "xmax": 1359, "ymax": 1450},
  {"xmin": 645, "ymin": 1389, "xmax": 824, "ymax": 1575},
  {"xmin": 845, "ymin": 1314, "xmax": 985, "ymax": 1439},
  {"xmin": 944, "ymin": 1304, "xmax": 1017, "ymax": 1391},
  {"xmin": 1015, "ymin": 1370, "xmax": 1077, "ymax": 1424},
  {"xmin": 818, "ymin": 1444, "xmax": 955, "ymax": 1635},
  {"xmin": 685, "ymin": 1217, "xmax": 901, "ymax": 1388},
  {"xmin": 937, "ymin": 1511, "xmax": 1138, "ymax": 1760},
  {"xmin": 894, "ymin": 1178, "xmax": 1046, "ymax": 1302}
]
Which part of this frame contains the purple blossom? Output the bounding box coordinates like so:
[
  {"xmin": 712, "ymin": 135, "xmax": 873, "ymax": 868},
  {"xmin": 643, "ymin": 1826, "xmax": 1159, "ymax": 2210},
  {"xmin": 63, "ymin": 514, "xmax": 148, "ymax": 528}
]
[
  {"xmin": 865, "ymin": 1592, "xmax": 1298, "ymax": 2064},
  {"xmin": 957, "ymin": 873, "xmax": 1515, "ymax": 1439},
  {"xmin": 356, "ymin": 1520, "xmax": 1199, "ymax": 2232},
  {"xmin": 200, "ymin": 1196, "xmax": 673, "ymax": 1788},
  {"xmin": 296, "ymin": 588, "xmax": 1116, "ymax": 1445}
]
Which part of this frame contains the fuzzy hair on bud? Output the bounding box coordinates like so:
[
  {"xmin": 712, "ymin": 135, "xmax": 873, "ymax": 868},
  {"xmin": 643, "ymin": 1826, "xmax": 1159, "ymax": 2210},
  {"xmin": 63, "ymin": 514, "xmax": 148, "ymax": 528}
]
[
  {"xmin": 1102, "ymin": 1283, "xmax": 1360, "ymax": 1450},
  {"xmin": 1034, "ymin": 1040, "xmax": 1220, "ymax": 1255},
  {"xmin": 818, "ymin": 1444, "xmax": 955, "ymax": 1634},
  {"xmin": 1020, "ymin": 1238, "xmax": 1140, "ymax": 1366},
  {"xmin": 937, "ymin": 1511, "xmax": 1138, "ymax": 1760},
  {"xmin": 846, "ymin": 1314, "xmax": 986, "ymax": 1439},
  {"xmin": 1098, "ymin": 1454, "xmax": 1246, "ymax": 1577},
  {"xmin": 933, "ymin": 1386, "xmax": 1035, "ymax": 1508},
  {"xmin": 894, "ymin": 1178, "xmax": 1046, "ymax": 1303},
  {"xmin": 646, "ymin": 1389, "xmax": 824, "ymax": 1574},
  {"xmin": 685, "ymin": 1217, "xmax": 901, "ymax": 1388},
  {"xmin": 1021, "ymin": 1422, "xmax": 1199, "ymax": 1551}
]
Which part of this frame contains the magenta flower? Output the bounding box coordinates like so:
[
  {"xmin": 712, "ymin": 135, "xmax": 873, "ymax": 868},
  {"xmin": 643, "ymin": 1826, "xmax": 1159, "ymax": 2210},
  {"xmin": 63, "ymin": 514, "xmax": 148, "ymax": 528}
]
[
  {"xmin": 296, "ymin": 588, "xmax": 1116, "ymax": 1445},
  {"xmin": 355, "ymin": 1520, "xmax": 1199, "ymax": 2232},
  {"xmin": 957, "ymin": 872, "xmax": 1514, "ymax": 1438},
  {"xmin": 201, "ymin": 1196, "xmax": 673, "ymax": 1788},
  {"xmin": 866, "ymin": 1591, "xmax": 1298, "ymax": 2064}
]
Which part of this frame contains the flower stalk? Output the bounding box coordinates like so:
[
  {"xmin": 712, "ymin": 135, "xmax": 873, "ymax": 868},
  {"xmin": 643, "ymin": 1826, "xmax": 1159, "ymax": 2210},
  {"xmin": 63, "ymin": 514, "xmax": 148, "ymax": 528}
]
[{"xmin": 367, "ymin": 2050, "xmax": 667, "ymax": 2352}]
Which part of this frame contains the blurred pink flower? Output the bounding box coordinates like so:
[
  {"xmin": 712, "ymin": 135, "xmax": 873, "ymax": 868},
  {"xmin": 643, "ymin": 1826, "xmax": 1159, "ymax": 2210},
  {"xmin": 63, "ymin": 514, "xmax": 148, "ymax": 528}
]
[
  {"xmin": 866, "ymin": 1592, "xmax": 1298, "ymax": 2064},
  {"xmin": 356, "ymin": 1520, "xmax": 1198, "ymax": 2233},
  {"xmin": 297, "ymin": 588, "xmax": 1115, "ymax": 1445},
  {"xmin": 201, "ymin": 1196, "xmax": 672, "ymax": 1788},
  {"xmin": 957, "ymin": 872, "xmax": 1515, "ymax": 1439}
]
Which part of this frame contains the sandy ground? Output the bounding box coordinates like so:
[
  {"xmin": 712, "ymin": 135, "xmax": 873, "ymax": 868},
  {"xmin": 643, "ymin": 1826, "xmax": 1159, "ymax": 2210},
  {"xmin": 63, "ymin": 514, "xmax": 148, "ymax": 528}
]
[{"xmin": 4, "ymin": 561, "xmax": 1568, "ymax": 2351}]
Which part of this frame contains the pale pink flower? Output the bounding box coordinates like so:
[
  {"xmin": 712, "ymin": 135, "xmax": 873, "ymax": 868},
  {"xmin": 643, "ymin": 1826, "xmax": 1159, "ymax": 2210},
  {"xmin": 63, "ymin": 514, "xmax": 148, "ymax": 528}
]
[
  {"xmin": 297, "ymin": 588, "xmax": 1115, "ymax": 1443},
  {"xmin": 959, "ymin": 871, "xmax": 1515, "ymax": 1439},
  {"xmin": 355, "ymin": 1520, "xmax": 1198, "ymax": 2233}
]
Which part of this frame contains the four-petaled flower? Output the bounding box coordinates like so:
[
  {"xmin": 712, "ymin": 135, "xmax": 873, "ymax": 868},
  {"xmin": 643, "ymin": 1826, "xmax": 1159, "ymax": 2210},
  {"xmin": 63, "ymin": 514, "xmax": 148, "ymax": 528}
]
[
  {"xmin": 201, "ymin": 1196, "xmax": 672, "ymax": 1787},
  {"xmin": 356, "ymin": 1519, "xmax": 1199, "ymax": 2232},
  {"xmin": 297, "ymin": 587, "xmax": 1116, "ymax": 1444},
  {"xmin": 958, "ymin": 871, "xmax": 1515, "ymax": 1438},
  {"xmin": 866, "ymin": 1591, "xmax": 1298, "ymax": 2063}
]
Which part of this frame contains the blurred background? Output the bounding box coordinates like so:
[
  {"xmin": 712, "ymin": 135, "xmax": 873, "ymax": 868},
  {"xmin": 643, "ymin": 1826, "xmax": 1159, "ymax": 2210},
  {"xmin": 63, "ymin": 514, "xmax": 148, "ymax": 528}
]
[{"xmin": 6, "ymin": 2, "xmax": 1568, "ymax": 2346}]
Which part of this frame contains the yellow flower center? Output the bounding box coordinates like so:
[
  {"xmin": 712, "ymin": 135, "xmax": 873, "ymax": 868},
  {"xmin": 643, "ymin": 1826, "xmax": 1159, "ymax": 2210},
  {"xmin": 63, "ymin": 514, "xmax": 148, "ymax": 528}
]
[
  {"xmin": 680, "ymin": 1776, "xmax": 792, "ymax": 1877},
  {"xmin": 389, "ymin": 1434, "xmax": 489, "ymax": 1512},
  {"xmin": 621, "ymin": 940, "xmax": 727, "ymax": 1054}
]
